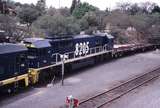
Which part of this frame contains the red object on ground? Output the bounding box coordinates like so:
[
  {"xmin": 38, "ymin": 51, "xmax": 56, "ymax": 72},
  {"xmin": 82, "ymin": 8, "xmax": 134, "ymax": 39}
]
[
  {"xmin": 73, "ymin": 98, "xmax": 79, "ymax": 107},
  {"xmin": 66, "ymin": 96, "xmax": 79, "ymax": 107}
]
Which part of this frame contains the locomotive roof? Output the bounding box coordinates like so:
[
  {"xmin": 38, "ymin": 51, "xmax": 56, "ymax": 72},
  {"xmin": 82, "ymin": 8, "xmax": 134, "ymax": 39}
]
[
  {"xmin": 74, "ymin": 34, "xmax": 94, "ymax": 38},
  {"xmin": 47, "ymin": 33, "xmax": 114, "ymax": 41},
  {"xmin": 23, "ymin": 38, "xmax": 51, "ymax": 48},
  {"xmin": 24, "ymin": 33, "xmax": 114, "ymax": 45},
  {"xmin": 47, "ymin": 34, "xmax": 92, "ymax": 38},
  {"xmin": 46, "ymin": 35, "xmax": 95, "ymax": 42},
  {"xmin": 47, "ymin": 34, "xmax": 95, "ymax": 40},
  {"xmin": 0, "ymin": 43, "xmax": 27, "ymax": 54},
  {"xmin": 94, "ymin": 33, "xmax": 114, "ymax": 39}
]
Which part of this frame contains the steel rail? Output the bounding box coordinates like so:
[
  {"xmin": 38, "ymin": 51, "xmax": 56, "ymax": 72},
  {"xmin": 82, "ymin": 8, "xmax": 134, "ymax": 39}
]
[{"xmin": 79, "ymin": 66, "xmax": 160, "ymax": 108}]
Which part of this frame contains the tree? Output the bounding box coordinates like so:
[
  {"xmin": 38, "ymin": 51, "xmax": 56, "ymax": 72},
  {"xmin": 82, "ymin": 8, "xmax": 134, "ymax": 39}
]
[
  {"xmin": 72, "ymin": 2, "xmax": 98, "ymax": 19},
  {"xmin": 152, "ymin": 5, "xmax": 160, "ymax": 13},
  {"xmin": 83, "ymin": 11, "xmax": 98, "ymax": 27},
  {"xmin": 33, "ymin": 14, "xmax": 81, "ymax": 36},
  {"xmin": 36, "ymin": 0, "xmax": 46, "ymax": 15},
  {"xmin": 78, "ymin": 17, "xmax": 89, "ymax": 31},
  {"xmin": 140, "ymin": 2, "xmax": 156, "ymax": 14},
  {"xmin": 46, "ymin": 7, "xmax": 57, "ymax": 16},
  {"xmin": 17, "ymin": 5, "xmax": 40, "ymax": 29},
  {"xmin": 0, "ymin": 14, "xmax": 16, "ymax": 37},
  {"xmin": 116, "ymin": 2, "xmax": 131, "ymax": 12},
  {"xmin": 0, "ymin": 14, "xmax": 27, "ymax": 42},
  {"xmin": 65, "ymin": 16, "xmax": 81, "ymax": 35},
  {"xmin": 128, "ymin": 3, "xmax": 141, "ymax": 15},
  {"xmin": 70, "ymin": 0, "xmax": 78, "ymax": 14},
  {"xmin": 116, "ymin": 2, "xmax": 144, "ymax": 15},
  {"xmin": 58, "ymin": 7, "xmax": 71, "ymax": 17},
  {"xmin": 78, "ymin": 11, "xmax": 97, "ymax": 34},
  {"xmin": 47, "ymin": 7, "xmax": 70, "ymax": 17},
  {"xmin": 95, "ymin": 10, "xmax": 108, "ymax": 30},
  {"xmin": 129, "ymin": 15, "xmax": 152, "ymax": 33},
  {"xmin": 116, "ymin": 2, "xmax": 157, "ymax": 15},
  {"xmin": 103, "ymin": 10, "xmax": 131, "ymax": 29}
]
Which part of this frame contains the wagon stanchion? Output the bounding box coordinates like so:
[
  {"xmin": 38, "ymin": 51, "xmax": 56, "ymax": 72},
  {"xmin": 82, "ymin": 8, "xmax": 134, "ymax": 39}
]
[{"xmin": 61, "ymin": 58, "xmax": 64, "ymax": 86}]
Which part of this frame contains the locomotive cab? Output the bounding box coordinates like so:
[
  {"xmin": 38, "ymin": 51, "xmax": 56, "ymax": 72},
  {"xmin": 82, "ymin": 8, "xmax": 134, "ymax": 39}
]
[
  {"xmin": 48, "ymin": 36, "xmax": 74, "ymax": 54},
  {"xmin": 23, "ymin": 38, "xmax": 53, "ymax": 68}
]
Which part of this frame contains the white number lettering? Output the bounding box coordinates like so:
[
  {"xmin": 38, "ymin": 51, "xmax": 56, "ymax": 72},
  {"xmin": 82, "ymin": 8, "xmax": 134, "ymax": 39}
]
[
  {"xmin": 79, "ymin": 43, "xmax": 83, "ymax": 56},
  {"xmin": 86, "ymin": 42, "xmax": 89, "ymax": 54},
  {"xmin": 82, "ymin": 42, "xmax": 86, "ymax": 54},
  {"xmin": 75, "ymin": 42, "xmax": 89, "ymax": 56},
  {"xmin": 75, "ymin": 43, "xmax": 79, "ymax": 56}
]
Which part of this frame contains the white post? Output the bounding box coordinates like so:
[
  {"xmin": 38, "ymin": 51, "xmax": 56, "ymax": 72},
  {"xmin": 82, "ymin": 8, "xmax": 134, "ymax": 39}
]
[
  {"xmin": 61, "ymin": 56, "xmax": 64, "ymax": 86},
  {"xmin": 56, "ymin": 53, "xmax": 58, "ymax": 63},
  {"xmin": 60, "ymin": 54, "xmax": 68, "ymax": 86}
]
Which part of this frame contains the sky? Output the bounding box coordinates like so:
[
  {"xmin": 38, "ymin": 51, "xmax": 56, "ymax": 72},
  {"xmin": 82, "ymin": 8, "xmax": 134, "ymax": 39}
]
[{"xmin": 13, "ymin": 0, "xmax": 160, "ymax": 10}]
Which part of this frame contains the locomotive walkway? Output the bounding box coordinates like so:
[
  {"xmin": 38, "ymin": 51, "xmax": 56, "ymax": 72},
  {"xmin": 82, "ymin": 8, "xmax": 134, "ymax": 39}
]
[{"xmin": 1, "ymin": 51, "xmax": 160, "ymax": 108}]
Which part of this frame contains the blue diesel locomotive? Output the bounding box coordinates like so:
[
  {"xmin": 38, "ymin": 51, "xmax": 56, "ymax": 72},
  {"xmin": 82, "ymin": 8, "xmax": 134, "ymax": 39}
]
[
  {"xmin": 0, "ymin": 33, "xmax": 114, "ymax": 90},
  {"xmin": 0, "ymin": 43, "xmax": 29, "ymax": 89},
  {"xmin": 23, "ymin": 33, "xmax": 114, "ymax": 68}
]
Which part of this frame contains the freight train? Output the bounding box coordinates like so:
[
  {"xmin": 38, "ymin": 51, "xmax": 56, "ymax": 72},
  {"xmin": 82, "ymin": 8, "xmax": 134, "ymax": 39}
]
[
  {"xmin": 0, "ymin": 33, "xmax": 158, "ymax": 92},
  {"xmin": 0, "ymin": 33, "xmax": 115, "ymax": 91}
]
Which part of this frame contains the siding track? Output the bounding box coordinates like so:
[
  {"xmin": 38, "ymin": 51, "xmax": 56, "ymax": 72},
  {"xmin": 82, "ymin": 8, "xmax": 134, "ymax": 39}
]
[{"xmin": 79, "ymin": 67, "xmax": 160, "ymax": 108}]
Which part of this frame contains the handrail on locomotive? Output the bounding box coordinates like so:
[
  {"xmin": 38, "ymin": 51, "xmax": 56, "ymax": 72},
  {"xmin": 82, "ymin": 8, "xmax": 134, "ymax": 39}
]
[{"xmin": 52, "ymin": 44, "xmax": 110, "ymax": 64}]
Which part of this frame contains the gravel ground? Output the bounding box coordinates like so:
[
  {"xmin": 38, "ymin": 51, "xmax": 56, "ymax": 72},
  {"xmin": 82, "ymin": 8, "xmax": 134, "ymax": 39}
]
[
  {"xmin": 104, "ymin": 77, "xmax": 160, "ymax": 108},
  {"xmin": 1, "ymin": 51, "xmax": 160, "ymax": 108}
]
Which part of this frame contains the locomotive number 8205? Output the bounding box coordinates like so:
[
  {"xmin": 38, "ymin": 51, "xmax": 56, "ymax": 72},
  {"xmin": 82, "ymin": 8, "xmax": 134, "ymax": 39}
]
[{"xmin": 75, "ymin": 42, "xmax": 89, "ymax": 56}]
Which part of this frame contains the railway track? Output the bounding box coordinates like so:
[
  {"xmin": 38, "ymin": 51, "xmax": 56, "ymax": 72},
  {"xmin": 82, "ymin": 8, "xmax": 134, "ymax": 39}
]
[{"xmin": 78, "ymin": 67, "xmax": 160, "ymax": 108}]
